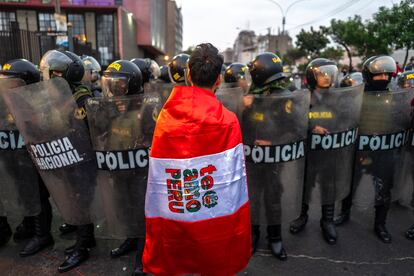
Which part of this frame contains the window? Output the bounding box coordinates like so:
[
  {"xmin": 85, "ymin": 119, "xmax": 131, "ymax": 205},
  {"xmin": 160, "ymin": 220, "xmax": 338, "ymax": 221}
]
[
  {"xmin": 67, "ymin": 13, "xmax": 86, "ymax": 43},
  {"xmin": 96, "ymin": 14, "xmax": 114, "ymax": 66},
  {"xmin": 38, "ymin": 13, "xmax": 57, "ymax": 31},
  {"xmin": 0, "ymin": 11, "xmax": 16, "ymax": 31}
]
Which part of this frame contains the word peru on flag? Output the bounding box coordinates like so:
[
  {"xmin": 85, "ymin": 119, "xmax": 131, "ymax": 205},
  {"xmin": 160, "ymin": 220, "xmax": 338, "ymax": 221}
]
[{"xmin": 144, "ymin": 85, "xmax": 251, "ymax": 275}]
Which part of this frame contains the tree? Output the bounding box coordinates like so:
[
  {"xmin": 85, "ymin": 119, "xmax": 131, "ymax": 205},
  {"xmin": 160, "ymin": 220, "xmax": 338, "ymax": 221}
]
[
  {"xmin": 296, "ymin": 27, "xmax": 329, "ymax": 59},
  {"xmin": 320, "ymin": 46, "xmax": 344, "ymax": 62},
  {"xmin": 283, "ymin": 48, "xmax": 306, "ymax": 65},
  {"xmin": 372, "ymin": 0, "xmax": 414, "ymax": 68},
  {"xmin": 322, "ymin": 16, "xmax": 367, "ymax": 71}
]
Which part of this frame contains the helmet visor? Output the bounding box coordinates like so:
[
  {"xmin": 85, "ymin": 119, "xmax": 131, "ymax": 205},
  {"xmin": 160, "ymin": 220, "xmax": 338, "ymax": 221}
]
[
  {"xmin": 40, "ymin": 50, "xmax": 72, "ymax": 80},
  {"xmin": 313, "ymin": 64, "xmax": 338, "ymax": 89},
  {"xmin": 368, "ymin": 56, "xmax": 396, "ymax": 74},
  {"xmin": 238, "ymin": 67, "xmax": 252, "ymax": 94},
  {"xmin": 101, "ymin": 75, "xmax": 129, "ymax": 97},
  {"xmin": 82, "ymin": 57, "xmax": 101, "ymax": 71}
]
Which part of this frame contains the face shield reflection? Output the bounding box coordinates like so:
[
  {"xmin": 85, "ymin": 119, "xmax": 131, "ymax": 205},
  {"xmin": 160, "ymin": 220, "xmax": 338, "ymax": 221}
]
[
  {"xmin": 368, "ymin": 56, "xmax": 396, "ymax": 74},
  {"xmin": 313, "ymin": 65, "xmax": 338, "ymax": 89},
  {"xmin": 149, "ymin": 60, "xmax": 161, "ymax": 79},
  {"xmin": 101, "ymin": 75, "xmax": 129, "ymax": 97}
]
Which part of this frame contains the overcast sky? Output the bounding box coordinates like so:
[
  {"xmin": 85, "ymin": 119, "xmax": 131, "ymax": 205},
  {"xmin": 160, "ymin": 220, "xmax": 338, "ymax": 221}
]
[{"xmin": 175, "ymin": 0, "xmax": 396, "ymax": 52}]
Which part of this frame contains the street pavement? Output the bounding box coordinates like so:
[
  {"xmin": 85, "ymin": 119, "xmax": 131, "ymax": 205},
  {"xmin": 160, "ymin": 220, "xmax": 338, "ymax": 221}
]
[{"xmin": 0, "ymin": 202, "xmax": 413, "ymax": 276}]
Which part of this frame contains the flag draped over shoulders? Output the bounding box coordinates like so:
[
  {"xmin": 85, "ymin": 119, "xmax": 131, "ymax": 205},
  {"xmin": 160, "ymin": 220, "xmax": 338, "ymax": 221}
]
[{"xmin": 143, "ymin": 85, "xmax": 251, "ymax": 275}]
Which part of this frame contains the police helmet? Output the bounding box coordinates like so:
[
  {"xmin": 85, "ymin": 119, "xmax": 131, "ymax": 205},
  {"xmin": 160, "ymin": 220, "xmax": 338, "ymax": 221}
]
[
  {"xmin": 130, "ymin": 58, "xmax": 161, "ymax": 84},
  {"xmin": 0, "ymin": 59, "xmax": 40, "ymax": 84},
  {"xmin": 306, "ymin": 58, "xmax": 338, "ymax": 90},
  {"xmin": 102, "ymin": 60, "xmax": 143, "ymax": 97},
  {"xmin": 168, "ymin": 53, "xmax": 189, "ymax": 83},
  {"xmin": 81, "ymin": 55, "xmax": 101, "ymax": 83},
  {"xmin": 362, "ymin": 55, "xmax": 396, "ymax": 87},
  {"xmin": 40, "ymin": 50, "xmax": 84, "ymax": 83},
  {"xmin": 340, "ymin": 72, "xmax": 364, "ymax": 88},
  {"xmin": 158, "ymin": 65, "xmax": 171, "ymax": 83},
  {"xmin": 248, "ymin": 52, "xmax": 287, "ymax": 87},
  {"xmin": 397, "ymin": 70, "xmax": 414, "ymax": 89}
]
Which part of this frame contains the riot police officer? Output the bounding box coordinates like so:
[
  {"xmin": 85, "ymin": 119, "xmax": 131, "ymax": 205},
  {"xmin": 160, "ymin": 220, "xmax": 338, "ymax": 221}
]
[
  {"xmin": 167, "ymin": 53, "xmax": 189, "ymax": 85},
  {"xmin": 223, "ymin": 62, "xmax": 252, "ymax": 94},
  {"xmin": 290, "ymin": 58, "xmax": 341, "ymax": 244},
  {"xmin": 95, "ymin": 60, "xmax": 148, "ymax": 275},
  {"xmin": 337, "ymin": 55, "xmax": 399, "ymax": 243},
  {"xmin": 244, "ymin": 52, "xmax": 304, "ymax": 261},
  {"xmin": 397, "ymin": 70, "xmax": 414, "ymax": 240},
  {"xmin": 0, "ymin": 59, "xmax": 41, "ymax": 246},
  {"xmin": 81, "ymin": 55, "xmax": 102, "ymax": 97},
  {"xmin": 21, "ymin": 50, "xmax": 97, "ymax": 272}
]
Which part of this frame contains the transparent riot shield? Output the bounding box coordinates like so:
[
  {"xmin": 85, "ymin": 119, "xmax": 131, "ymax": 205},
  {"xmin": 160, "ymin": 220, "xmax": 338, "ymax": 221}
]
[
  {"xmin": 242, "ymin": 89, "xmax": 310, "ymax": 225},
  {"xmin": 352, "ymin": 89, "xmax": 413, "ymax": 210},
  {"xmin": 393, "ymin": 88, "xmax": 414, "ymax": 209},
  {"xmin": 0, "ymin": 78, "xmax": 40, "ymax": 217},
  {"xmin": 305, "ymin": 84, "xmax": 364, "ymax": 205},
  {"xmin": 216, "ymin": 87, "xmax": 244, "ymax": 122},
  {"xmin": 2, "ymin": 77, "xmax": 97, "ymax": 225},
  {"xmin": 144, "ymin": 82, "xmax": 174, "ymax": 107},
  {"xmin": 86, "ymin": 94, "xmax": 161, "ymax": 238}
]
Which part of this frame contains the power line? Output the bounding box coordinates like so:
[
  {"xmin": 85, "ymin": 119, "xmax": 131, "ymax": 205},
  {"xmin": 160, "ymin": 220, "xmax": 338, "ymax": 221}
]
[{"xmin": 287, "ymin": 0, "xmax": 362, "ymax": 31}]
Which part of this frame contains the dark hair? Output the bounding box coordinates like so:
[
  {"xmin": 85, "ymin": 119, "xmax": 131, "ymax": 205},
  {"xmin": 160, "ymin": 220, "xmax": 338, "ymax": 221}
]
[{"xmin": 188, "ymin": 43, "xmax": 223, "ymax": 88}]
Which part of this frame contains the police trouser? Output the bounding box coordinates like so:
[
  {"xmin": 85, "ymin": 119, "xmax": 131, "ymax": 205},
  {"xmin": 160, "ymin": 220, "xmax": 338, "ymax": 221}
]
[{"xmin": 247, "ymin": 162, "xmax": 284, "ymax": 225}]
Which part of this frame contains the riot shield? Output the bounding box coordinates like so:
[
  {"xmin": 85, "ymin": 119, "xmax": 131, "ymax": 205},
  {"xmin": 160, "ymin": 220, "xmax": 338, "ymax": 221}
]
[
  {"xmin": 305, "ymin": 84, "xmax": 364, "ymax": 205},
  {"xmin": 352, "ymin": 88, "xmax": 413, "ymax": 210},
  {"xmin": 144, "ymin": 82, "xmax": 173, "ymax": 106},
  {"xmin": 2, "ymin": 78, "xmax": 97, "ymax": 225},
  {"xmin": 86, "ymin": 94, "xmax": 161, "ymax": 238},
  {"xmin": 0, "ymin": 78, "xmax": 40, "ymax": 217},
  {"xmin": 242, "ymin": 89, "xmax": 310, "ymax": 225},
  {"xmin": 216, "ymin": 86, "xmax": 244, "ymax": 121}
]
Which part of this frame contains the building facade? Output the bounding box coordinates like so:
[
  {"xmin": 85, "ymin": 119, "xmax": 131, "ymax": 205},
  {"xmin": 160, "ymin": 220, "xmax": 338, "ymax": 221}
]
[{"xmin": 0, "ymin": 0, "xmax": 183, "ymax": 67}]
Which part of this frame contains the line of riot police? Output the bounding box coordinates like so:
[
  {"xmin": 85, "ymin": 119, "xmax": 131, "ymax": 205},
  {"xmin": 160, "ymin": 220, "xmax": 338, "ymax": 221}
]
[{"xmin": 0, "ymin": 47, "xmax": 414, "ymax": 275}]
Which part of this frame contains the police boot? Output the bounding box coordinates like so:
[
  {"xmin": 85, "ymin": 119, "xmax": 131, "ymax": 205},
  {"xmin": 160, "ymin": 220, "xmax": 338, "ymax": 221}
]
[
  {"xmin": 405, "ymin": 224, "xmax": 414, "ymax": 240},
  {"xmin": 251, "ymin": 224, "xmax": 260, "ymax": 255},
  {"xmin": 334, "ymin": 196, "xmax": 352, "ymax": 226},
  {"xmin": 374, "ymin": 205, "xmax": 392, "ymax": 243},
  {"xmin": 111, "ymin": 238, "xmax": 138, "ymax": 258},
  {"xmin": 132, "ymin": 238, "xmax": 146, "ymax": 276},
  {"xmin": 59, "ymin": 223, "xmax": 77, "ymax": 235},
  {"xmin": 0, "ymin": 216, "xmax": 12, "ymax": 247},
  {"xmin": 14, "ymin": 216, "xmax": 35, "ymax": 242},
  {"xmin": 320, "ymin": 204, "xmax": 337, "ymax": 245},
  {"xmin": 267, "ymin": 225, "xmax": 287, "ymax": 261},
  {"xmin": 289, "ymin": 203, "xmax": 308, "ymax": 234},
  {"xmin": 58, "ymin": 224, "xmax": 95, "ymax": 273},
  {"xmin": 19, "ymin": 201, "xmax": 54, "ymax": 257}
]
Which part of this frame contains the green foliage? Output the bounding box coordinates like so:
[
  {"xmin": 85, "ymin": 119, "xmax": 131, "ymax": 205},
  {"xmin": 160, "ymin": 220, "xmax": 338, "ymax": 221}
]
[{"xmin": 296, "ymin": 27, "xmax": 329, "ymax": 59}]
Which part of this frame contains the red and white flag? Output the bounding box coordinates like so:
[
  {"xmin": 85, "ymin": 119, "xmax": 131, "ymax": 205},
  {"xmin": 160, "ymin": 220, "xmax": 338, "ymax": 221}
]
[{"xmin": 143, "ymin": 85, "xmax": 251, "ymax": 275}]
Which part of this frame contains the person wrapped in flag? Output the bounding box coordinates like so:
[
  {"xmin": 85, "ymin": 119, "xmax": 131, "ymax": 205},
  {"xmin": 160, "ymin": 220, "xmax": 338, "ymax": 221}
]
[{"xmin": 143, "ymin": 43, "xmax": 251, "ymax": 275}]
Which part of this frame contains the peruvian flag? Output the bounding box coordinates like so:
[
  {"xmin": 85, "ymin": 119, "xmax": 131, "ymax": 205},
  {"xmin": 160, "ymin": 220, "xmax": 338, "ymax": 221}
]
[{"xmin": 143, "ymin": 85, "xmax": 251, "ymax": 275}]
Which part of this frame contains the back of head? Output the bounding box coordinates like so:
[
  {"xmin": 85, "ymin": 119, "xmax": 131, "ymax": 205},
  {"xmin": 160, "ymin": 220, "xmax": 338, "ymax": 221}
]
[
  {"xmin": 306, "ymin": 58, "xmax": 338, "ymax": 91},
  {"xmin": 130, "ymin": 58, "xmax": 160, "ymax": 84},
  {"xmin": 102, "ymin": 60, "xmax": 143, "ymax": 97},
  {"xmin": 168, "ymin": 53, "xmax": 189, "ymax": 83},
  {"xmin": 362, "ymin": 55, "xmax": 396, "ymax": 91},
  {"xmin": 40, "ymin": 50, "xmax": 84, "ymax": 84},
  {"xmin": 188, "ymin": 43, "xmax": 223, "ymax": 89},
  {"xmin": 397, "ymin": 70, "xmax": 414, "ymax": 89},
  {"xmin": 0, "ymin": 59, "xmax": 40, "ymax": 85}
]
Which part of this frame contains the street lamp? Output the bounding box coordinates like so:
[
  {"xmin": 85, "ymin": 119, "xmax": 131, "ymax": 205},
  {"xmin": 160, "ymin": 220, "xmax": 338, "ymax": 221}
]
[{"xmin": 266, "ymin": 0, "xmax": 308, "ymax": 34}]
